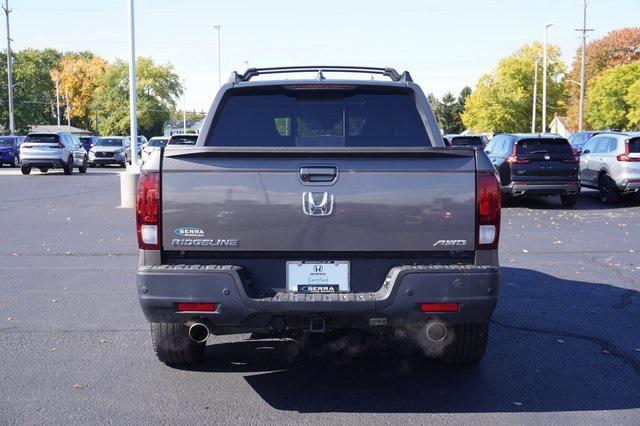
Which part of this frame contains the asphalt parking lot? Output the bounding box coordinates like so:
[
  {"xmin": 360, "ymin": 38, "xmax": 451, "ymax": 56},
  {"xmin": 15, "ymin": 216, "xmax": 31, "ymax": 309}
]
[{"xmin": 1, "ymin": 168, "xmax": 639, "ymax": 424}]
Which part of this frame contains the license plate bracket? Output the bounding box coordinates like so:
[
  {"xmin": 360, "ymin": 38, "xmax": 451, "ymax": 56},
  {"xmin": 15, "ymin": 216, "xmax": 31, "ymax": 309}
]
[{"xmin": 286, "ymin": 261, "xmax": 350, "ymax": 293}]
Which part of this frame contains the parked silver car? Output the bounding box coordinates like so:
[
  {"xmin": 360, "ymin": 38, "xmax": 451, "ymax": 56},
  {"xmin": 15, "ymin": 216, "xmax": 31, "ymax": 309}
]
[
  {"xmin": 579, "ymin": 132, "xmax": 640, "ymax": 203},
  {"xmin": 19, "ymin": 132, "xmax": 88, "ymax": 175},
  {"xmin": 141, "ymin": 136, "xmax": 168, "ymax": 163},
  {"xmin": 89, "ymin": 136, "xmax": 132, "ymax": 167}
]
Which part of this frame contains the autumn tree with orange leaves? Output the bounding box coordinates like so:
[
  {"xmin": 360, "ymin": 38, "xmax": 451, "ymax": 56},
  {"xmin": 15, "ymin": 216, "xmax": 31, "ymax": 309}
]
[
  {"xmin": 50, "ymin": 54, "xmax": 106, "ymax": 132},
  {"xmin": 566, "ymin": 28, "xmax": 640, "ymax": 130}
]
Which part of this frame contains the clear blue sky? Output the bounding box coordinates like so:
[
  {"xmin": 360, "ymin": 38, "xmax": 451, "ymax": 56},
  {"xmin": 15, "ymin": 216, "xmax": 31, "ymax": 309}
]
[{"xmin": 7, "ymin": 0, "xmax": 640, "ymax": 111}]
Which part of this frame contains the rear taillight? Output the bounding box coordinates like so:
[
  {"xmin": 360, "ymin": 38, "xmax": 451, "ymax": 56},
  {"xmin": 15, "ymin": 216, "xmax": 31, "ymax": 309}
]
[
  {"xmin": 136, "ymin": 171, "xmax": 160, "ymax": 250},
  {"xmin": 617, "ymin": 141, "xmax": 640, "ymax": 162},
  {"xmin": 561, "ymin": 157, "xmax": 580, "ymax": 163},
  {"xmin": 506, "ymin": 156, "xmax": 530, "ymax": 164},
  {"xmin": 506, "ymin": 143, "xmax": 529, "ymax": 164},
  {"xmin": 477, "ymin": 171, "xmax": 501, "ymax": 250},
  {"xmin": 55, "ymin": 142, "xmax": 65, "ymax": 148}
]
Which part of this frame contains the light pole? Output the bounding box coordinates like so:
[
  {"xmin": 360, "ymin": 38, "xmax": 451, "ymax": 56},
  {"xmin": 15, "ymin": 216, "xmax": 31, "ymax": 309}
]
[
  {"xmin": 182, "ymin": 79, "xmax": 187, "ymax": 134},
  {"xmin": 214, "ymin": 25, "xmax": 221, "ymax": 88},
  {"xmin": 127, "ymin": 0, "xmax": 139, "ymax": 167},
  {"xmin": 542, "ymin": 23, "xmax": 554, "ymax": 133},
  {"xmin": 65, "ymin": 92, "xmax": 71, "ymax": 132},
  {"xmin": 3, "ymin": 0, "xmax": 15, "ymax": 134},
  {"xmin": 119, "ymin": 0, "xmax": 140, "ymax": 209},
  {"xmin": 531, "ymin": 57, "xmax": 539, "ymax": 133}
]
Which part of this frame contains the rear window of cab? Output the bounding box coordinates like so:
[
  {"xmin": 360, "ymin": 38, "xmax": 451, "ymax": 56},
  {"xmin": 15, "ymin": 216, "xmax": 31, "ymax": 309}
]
[{"xmin": 205, "ymin": 87, "xmax": 430, "ymax": 148}]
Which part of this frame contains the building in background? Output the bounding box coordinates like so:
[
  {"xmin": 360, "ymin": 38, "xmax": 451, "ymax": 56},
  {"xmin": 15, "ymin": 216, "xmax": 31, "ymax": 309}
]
[
  {"xmin": 549, "ymin": 114, "xmax": 573, "ymax": 138},
  {"xmin": 163, "ymin": 119, "xmax": 204, "ymax": 137}
]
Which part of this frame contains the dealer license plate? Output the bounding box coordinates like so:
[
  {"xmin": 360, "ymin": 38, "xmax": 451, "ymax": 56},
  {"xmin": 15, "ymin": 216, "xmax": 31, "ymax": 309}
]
[{"xmin": 286, "ymin": 261, "xmax": 350, "ymax": 293}]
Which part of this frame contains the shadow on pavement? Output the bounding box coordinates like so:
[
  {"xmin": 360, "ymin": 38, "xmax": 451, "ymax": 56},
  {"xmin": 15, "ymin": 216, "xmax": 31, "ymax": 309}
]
[{"xmin": 180, "ymin": 267, "xmax": 640, "ymax": 413}]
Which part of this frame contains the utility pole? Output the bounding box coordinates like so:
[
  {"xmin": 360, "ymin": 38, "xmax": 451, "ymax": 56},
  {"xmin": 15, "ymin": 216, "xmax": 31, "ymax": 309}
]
[
  {"xmin": 575, "ymin": 0, "xmax": 593, "ymax": 132},
  {"xmin": 3, "ymin": 0, "xmax": 15, "ymax": 134},
  {"xmin": 531, "ymin": 57, "xmax": 539, "ymax": 133},
  {"xmin": 214, "ymin": 25, "xmax": 221, "ymax": 88},
  {"xmin": 55, "ymin": 79, "xmax": 61, "ymax": 130},
  {"xmin": 542, "ymin": 23, "xmax": 554, "ymax": 133}
]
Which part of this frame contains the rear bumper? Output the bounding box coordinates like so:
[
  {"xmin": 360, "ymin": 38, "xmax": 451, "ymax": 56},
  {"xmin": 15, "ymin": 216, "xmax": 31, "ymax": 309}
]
[
  {"xmin": 504, "ymin": 181, "xmax": 580, "ymax": 196},
  {"xmin": 137, "ymin": 264, "xmax": 499, "ymax": 332},
  {"xmin": 20, "ymin": 151, "xmax": 66, "ymax": 168},
  {"xmin": 620, "ymin": 179, "xmax": 640, "ymax": 193}
]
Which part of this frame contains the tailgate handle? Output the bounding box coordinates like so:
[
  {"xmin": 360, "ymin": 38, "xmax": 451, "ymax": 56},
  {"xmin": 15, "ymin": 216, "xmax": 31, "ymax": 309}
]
[{"xmin": 299, "ymin": 166, "xmax": 337, "ymax": 183}]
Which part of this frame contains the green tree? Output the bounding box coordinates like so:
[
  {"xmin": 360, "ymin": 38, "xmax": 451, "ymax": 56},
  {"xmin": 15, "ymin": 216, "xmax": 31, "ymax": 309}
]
[
  {"xmin": 462, "ymin": 42, "xmax": 566, "ymax": 133},
  {"xmin": 566, "ymin": 28, "xmax": 640, "ymax": 129},
  {"xmin": 625, "ymin": 80, "xmax": 640, "ymax": 128},
  {"xmin": 93, "ymin": 57, "xmax": 182, "ymax": 136},
  {"xmin": 585, "ymin": 62, "xmax": 640, "ymax": 130},
  {"xmin": 0, "ymin": 48, "xmax": 62, "ymax": 134},
  {"xmin": 438, "ymin": 92, "xmax": 458, "ymax": 133}
]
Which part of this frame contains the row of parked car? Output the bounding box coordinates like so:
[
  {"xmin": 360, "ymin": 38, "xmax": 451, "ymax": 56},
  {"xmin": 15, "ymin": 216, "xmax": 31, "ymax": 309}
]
[
  {"xmin": 479, "ymin": 131, "xmax": 640, "ymax": 206},
  {"xmin": 0, "ymin": 132, "xmax": 198, "ymax": 174}
]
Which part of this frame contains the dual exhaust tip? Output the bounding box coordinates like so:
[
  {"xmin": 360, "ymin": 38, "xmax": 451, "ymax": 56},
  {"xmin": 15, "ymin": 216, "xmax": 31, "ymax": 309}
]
[
  {"xmin": 187, "ymin": 319, "xmax": 448, "ymax": 344},
  {"xmin": 187, "ymin": 321, "xmax": 210, "ymax": 343}
]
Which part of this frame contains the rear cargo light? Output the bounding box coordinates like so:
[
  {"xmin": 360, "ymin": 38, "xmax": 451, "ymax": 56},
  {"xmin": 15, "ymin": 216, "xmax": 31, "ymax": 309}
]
[
  {"xmin": 177, "ymin": 303, "xmax": 217, "ymax": 312},
  {"xmin": 136, "ymin": 171, "xmax": 160, "ymax": 250},
  {"xmin": 617, "ymin": 141, "xmax": 640, "ymax": 162},
  {"xmin": 476, "ymin": 171, "xmax": 501, "ymax": 250},
  {"xmin": 420, "ymin": 303, "xmax": 459, "ymax": 313}
]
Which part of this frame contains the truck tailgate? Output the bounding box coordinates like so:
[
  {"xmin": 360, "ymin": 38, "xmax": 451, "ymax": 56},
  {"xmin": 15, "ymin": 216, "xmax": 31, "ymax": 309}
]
[{"xmin": 161, "ymin": 148, "xmax": 476, "ymax": 253}]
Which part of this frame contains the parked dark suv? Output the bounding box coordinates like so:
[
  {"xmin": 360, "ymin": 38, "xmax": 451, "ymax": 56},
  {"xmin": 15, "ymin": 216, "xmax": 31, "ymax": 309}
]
[
  {"xmin": 485, "ymin": 133, "xmax": 580, "ymax": 207},
  {"xmin": 448, "ymin": 135, "xmax": 488, "ymax": 148}
]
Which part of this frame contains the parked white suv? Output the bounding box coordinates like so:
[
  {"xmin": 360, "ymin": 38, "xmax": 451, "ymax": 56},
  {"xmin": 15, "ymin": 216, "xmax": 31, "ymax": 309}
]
[
  {"xmin": 579, "ymin": 132, "xmax": 640, "ymax": 203},
  {"xmin": 19, "ymin": 132, "xmax": 88, "ymax": 175}
]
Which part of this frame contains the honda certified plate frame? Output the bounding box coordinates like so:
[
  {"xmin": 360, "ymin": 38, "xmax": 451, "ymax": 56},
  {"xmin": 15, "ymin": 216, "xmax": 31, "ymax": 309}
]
[{"xmin": 286, "ymin": 261, "xmax": 350, "ymax": 293}]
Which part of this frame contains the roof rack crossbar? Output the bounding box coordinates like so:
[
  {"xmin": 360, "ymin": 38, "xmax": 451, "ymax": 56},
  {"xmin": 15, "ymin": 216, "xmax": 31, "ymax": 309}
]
[{"xmin": 230, "ymin": 66, "xmax": 412, "ymax": 83}]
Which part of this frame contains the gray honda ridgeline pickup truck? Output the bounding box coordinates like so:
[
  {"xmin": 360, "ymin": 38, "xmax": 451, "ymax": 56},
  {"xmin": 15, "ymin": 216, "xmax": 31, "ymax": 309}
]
[{"xmin": 136, "ymin": 66, "xmax": 501, "ymax": 366}]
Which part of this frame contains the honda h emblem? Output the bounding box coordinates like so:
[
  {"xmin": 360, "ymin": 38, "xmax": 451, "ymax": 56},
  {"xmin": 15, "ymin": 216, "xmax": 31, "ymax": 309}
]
[{"xmin": 302, "ymin": 192, "xmax": 334, "ymax": 216}]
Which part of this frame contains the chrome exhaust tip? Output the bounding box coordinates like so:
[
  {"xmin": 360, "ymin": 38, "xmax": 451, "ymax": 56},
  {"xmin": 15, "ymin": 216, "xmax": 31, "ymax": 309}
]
[
  {"xmin": 425, "ymin": 320, "xmax": 448, "ymax": 343},
  {"xmin": 187, "ymin": 322, "xmax": 210, "ymax": 343}
]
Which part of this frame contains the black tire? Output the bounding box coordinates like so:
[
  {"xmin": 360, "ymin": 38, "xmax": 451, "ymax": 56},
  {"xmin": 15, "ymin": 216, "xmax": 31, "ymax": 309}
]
[
  {"xmin": 150, "ymin": 322, "xmax": 206, "ymax": 366},
  {"xmin": 63, "ymin": 157, "xmax": 73, "ymax": 175},
  {"xmin": 440, "ymin": 323, "xmax": 489, "ymax": 365},
  {"xmin": 598, "ymin": 175, "xmax": 619, "ymax": 204},
  {"xmin": 79, "ymin": 157, "xmax": 88, "ymax": 174},
  {"xmin": 11, "ymin": 155, "xmax": 19, "ymax": 168},
  {"xmin": 20, "ymin": 165, "xmax": 31, "ymax": 175},
  {"xmin": 501, "ymin": 193, "xmax": 512, "ymax": 207},
  {"xmin": 39, "ymin": 168, "xmax": 48, "ymax": 173},
  {"xmin": 560, "ymin": 194, "xmax": 579, "ymax": 208}
]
